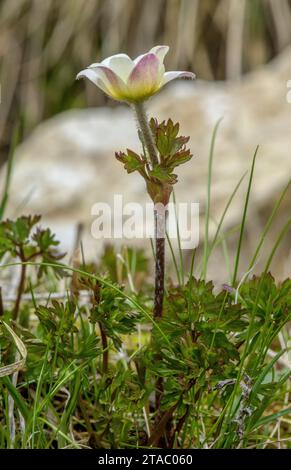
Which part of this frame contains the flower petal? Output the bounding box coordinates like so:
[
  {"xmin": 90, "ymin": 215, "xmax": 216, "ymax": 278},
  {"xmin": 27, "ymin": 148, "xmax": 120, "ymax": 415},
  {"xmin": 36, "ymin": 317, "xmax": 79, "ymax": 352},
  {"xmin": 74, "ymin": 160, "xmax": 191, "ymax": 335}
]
[
  {"xmin": 150, "ymin": 45, "xmax": 169, "ymax": 63},
  {"xmin": 101, "ymin": 53, "xmax": 134, "ymax": 81},
  {"xmin": 127, "ymin": 53, "xmax": 160, "ymax": 101},
  {"xmin": 150, "ymin": 45, "xmax": 169, "ymax": 83},
  {"xmin": 85, "ymin": 64, "xmax": 128, "ymax": 100},
  {"xmin": 77, "ymin": 46, "xmax": 195, "ymax": 103},
  {"xmin": 162, "ymin": 71, "xmax": 196, "ymax": 85},
  {"xmin": 76, "ymin": 69, "xmax": 112, "ymax": 95}
]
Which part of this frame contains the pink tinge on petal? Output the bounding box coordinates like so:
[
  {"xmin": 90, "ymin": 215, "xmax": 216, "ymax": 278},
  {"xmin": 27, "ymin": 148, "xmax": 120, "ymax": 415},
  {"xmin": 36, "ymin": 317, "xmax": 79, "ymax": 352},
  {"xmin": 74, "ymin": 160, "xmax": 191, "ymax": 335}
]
[
  {"xmin": 101, "ymin": 54, "xmax": 134, "ymax": 81},
  {"xmin": 150, "ymin": 45, "xmax": 169, "ymax": 63},
  {"xmin": 76, "ymin": 68, "xmax": 119, "ymax": 98},
  {"xmin": 88, "ymin": 64, "xmax": 128, "ymax": 99},
  {"xmin": 90, "ymin": 65, "xmax": 122, "ymax": 87},
  {"xmin": 127, "ymin": 53, "xmax": 160, "ymax": 100}
]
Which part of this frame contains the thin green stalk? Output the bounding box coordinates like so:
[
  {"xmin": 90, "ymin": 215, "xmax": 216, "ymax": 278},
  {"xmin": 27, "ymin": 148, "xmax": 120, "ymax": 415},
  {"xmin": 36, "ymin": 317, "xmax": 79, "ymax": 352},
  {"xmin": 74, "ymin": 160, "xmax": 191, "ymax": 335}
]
[
  {"xmin": 58, "ymin": 371, "xmax": 82, "ymax": 448},
  {"xmin": 232, "ymin": 145, "xmax": 259, "ymax": 286},
  {"xmin": 189, "ymin": 247, "xmax": 196, "ymax": 281},
  {"xmin": 202, "ymin": 117, "xmax": 223, "ymax": 279},
  {"xmin": 248, "ymin": 179, "xmax": 290, "ymax": 269},
  {"xmin": 207, "ymin": 171, "xmax": 247, "ymax": 262},
  {"xmin": 187, "ymin": 248, "xmax": 196, "ymax": 318},
  {"xmin": 172, "ymin": 189, "xmax": 184, "ymax": 285},
  {"xmin": 166, "ymin": 231, "xmax": 181, "ymax": 285},
  {"xmin": 218, "ymin": 216, "xmax": 290, "ymax": 446},
  {"xmin": 1, "ymin": 376, "xmax": 29, "ymax": 422},
  {"xmin": 221, "ymin": 230, "xmax": 232, "ymax": 284},
  {"xmin": 263, "ymin": 216, "xmax": 291, "ymax": 273},
  {"xmin": 30, "ymin": 343, "xmax": 50, "ymax": 449},
  {"xmin": 0, "ymin": 125, "xmax": 20, "ymax": 221}
]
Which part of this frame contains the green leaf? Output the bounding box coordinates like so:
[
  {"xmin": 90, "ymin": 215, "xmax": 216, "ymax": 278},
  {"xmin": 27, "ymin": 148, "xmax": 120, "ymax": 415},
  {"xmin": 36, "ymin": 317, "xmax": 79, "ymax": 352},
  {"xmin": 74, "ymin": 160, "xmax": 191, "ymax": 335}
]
[
  {"xmin": 149, "ymin": 165, "xmax": 177, "ymax": 184},
  {"xmin": 115, "ymin": 149, "xmax": 146, "ymax": 174}
]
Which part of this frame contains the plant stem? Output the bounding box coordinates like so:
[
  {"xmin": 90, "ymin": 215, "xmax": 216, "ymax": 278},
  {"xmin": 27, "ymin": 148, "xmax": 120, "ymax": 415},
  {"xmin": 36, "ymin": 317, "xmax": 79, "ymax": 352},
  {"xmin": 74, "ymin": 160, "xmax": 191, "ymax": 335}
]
[
  {"xmin": 149, "ymin": 378, "xmax": 196, "ymax": 447},
  {"xmin": 168, "ymin": 405, "xmax": 190, "ymax": 448},
  {"xmin": 154, "ymin": 208, "xmax": 167, "ymax": 421},
  {"xmin": 98, "ymin": 321, "xmax": 108, "ymax": 373},
  {"xmin": 12, "ymin": 248, "xmax": 42, "ymax": 322},
  {"xmin": 133, "ymin": 102, "xmax": 167, "ymax": 419},
  {"xmin": 133, "ymin": 102, "xmax": 166, "ymax": 319},
  {"xmin": 232, "ymin": 145, "xmax": 259, "ymax": 286},
  {"xmin": 0, "ymin": 287, "xmax": 4, "ymax": 317},
  {"xmin": 154, "ymin": 209, "xmax": 166, "ymax": 319},
  {"xmin": 133, "ymin": 102, "xmax": 158, "ymax": 167},
  {"xmin": 12, "ymin": 262, "xmax": 26, "ymax": 322}
]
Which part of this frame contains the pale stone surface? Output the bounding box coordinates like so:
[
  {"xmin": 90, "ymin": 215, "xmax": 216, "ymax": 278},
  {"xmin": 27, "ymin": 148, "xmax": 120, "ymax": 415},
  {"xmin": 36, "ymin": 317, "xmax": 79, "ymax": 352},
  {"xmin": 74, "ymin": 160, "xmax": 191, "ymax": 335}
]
[{"xmin": 1, "ymin": 46, "xmax": 291, "ymax": 282}]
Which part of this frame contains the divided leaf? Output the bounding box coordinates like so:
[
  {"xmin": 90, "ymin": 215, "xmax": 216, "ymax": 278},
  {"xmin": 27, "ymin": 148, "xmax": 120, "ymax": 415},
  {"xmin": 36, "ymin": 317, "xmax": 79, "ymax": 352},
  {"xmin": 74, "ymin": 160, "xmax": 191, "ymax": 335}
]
[
  {"xmin": 149, "ymin": 165, "xmax": 178, "ymax": 184},
  {"xmin": 115, "ymin": 149, "xmax": 147, "ymax": 176}
]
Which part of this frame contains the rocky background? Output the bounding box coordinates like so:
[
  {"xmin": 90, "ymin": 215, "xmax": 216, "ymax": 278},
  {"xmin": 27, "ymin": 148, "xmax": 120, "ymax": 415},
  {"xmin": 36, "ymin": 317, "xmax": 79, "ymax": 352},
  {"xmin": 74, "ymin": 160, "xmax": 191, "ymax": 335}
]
[{"xmin": 0, "ymin": 0, "xmax": 290, "ymax": 283}]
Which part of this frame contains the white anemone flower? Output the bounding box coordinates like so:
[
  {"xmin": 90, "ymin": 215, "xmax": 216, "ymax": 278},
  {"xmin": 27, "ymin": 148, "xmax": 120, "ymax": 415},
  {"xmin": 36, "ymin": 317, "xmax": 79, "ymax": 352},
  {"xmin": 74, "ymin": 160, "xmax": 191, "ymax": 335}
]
[{"xmin": 76, "ymin": 45, "xmax": 195, "ymax": 102}]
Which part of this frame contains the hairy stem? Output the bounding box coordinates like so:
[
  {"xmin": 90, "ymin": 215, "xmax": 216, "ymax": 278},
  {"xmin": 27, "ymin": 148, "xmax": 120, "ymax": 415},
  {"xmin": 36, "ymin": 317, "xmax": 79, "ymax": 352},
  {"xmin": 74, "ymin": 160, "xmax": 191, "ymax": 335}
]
[
  {"xmin": 133, "ymin": 102, "xmax": 166, "ymax": 319},
  {"xmin": 132, "ymin": 102, "xmax": 167, "ymax": 419},
  {"xmin": 154, "ymin": 208, "xmax": 167, "ymax": 420},
  {"xmin": 154, "ymin": 209, "xmax": 166, "ymax": 319},
  {"xmin": 133, "ymin": 102, "xmax": 158, "ymax": 167}
]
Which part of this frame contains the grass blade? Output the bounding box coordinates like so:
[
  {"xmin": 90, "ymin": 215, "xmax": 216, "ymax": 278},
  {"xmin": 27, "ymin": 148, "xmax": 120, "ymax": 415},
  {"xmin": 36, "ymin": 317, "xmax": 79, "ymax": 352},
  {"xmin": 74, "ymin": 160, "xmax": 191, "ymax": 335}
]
[
  {"xmin": 232, "ymin": 145, "xmax": 259, "ymax": 286},
  {"xmin": 248, "ymin": 179, "xmax": 290, "ymax": 269},
  {"xmin": 202, "ymin": 117, "xmax": 223, "ymax": 279},
  {"xmin": 0, "ymin": 125, "xmax": 20, "ymax": 220}
]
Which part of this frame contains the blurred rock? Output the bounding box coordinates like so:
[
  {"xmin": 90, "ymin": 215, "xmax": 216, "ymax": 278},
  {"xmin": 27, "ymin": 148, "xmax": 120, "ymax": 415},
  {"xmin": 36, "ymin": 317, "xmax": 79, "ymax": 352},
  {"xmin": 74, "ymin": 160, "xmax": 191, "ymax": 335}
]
[{"xmin": 1, "ymin": 46, "xmax": 291, "ymax": 282}]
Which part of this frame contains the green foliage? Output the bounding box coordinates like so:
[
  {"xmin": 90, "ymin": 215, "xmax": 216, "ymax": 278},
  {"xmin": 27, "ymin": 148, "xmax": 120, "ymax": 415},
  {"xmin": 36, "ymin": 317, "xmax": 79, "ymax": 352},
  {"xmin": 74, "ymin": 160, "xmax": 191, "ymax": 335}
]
[
  {"xmin": 116, "ymin": 118, "xmax": 193, "ymax": 203},
  {"xmin": 36, "ymin": 300, "xmax": 79, "ymax": 337},
  {"xmin": 0, "ymin": 222, "xmax": 290, "ymax": 449},
  {"xmin": 149, "ymin": 118, "xmax": 192, "ymax": 172},
  {"xmin": 0, "ymin": 215, "xmax": 64, "ymax": 272},
  {"xmin": 77, "ymin": 273, "xmax": 141, "ymax": 350},
  {"xmin": 115, "ymin": 149, "xmax": 147, "ymax": 176}
]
